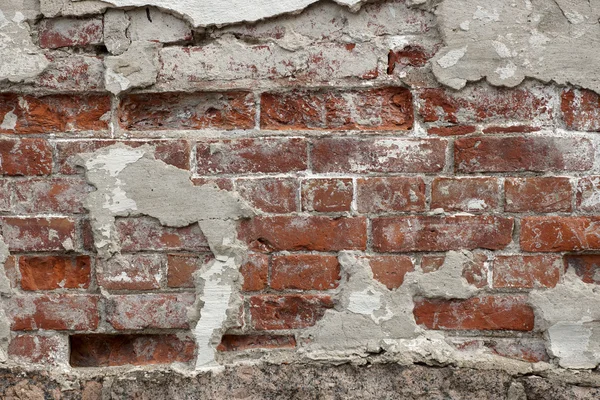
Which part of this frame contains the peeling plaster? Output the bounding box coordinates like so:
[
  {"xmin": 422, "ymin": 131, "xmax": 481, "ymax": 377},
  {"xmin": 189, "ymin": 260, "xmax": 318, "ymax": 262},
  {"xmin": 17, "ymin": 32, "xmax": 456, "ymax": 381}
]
[
  {"xmin": 432, "ymin": 0, "xmax": 600, "ymax": 93},
  {"xmin": 78, "ymin": 144, "xmax": 254, "ymax": 368},
  {"xmin": 104, "ymin": 41, "xmax": 160, "ymax": 94},
  {"xmin": 0, "ymin": 1, "xmax": 49, "ymax": 83}
]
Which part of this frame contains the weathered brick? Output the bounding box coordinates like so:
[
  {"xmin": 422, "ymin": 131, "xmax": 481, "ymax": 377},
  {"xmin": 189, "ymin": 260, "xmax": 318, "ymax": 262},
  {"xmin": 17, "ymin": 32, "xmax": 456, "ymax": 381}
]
[
  {"xmin": 13, "ymin": 177, "xmax": 93, "ymax": 214},
  {"xmin": 0, "ymin": 180, "xmax": 12, "ymax": 212},
  {"xmin": 19, "ymin": 256, "xmax": 91, "ymax": 291},
  {"xmin": 38, "ymin": 17, "xmax": 103, "ymax": 49},
  {"xmin": 236, "ymin": 178, "xmax": 298, "ymax": 213},
  {"xmin": 240, "ymin": 216, "xmax": 367, "ymax": 252},
  {"xmin": 271, "ymin": 254, "xmax": 340, "ymax": 291},
  {"xmin": 312, "ymin": 138, "xmax": 447, "ymax": 173},
  {"xmin": 8, "ymin": 334, "xmax": 65, "ymax": 364},
  {"xmin": 7, "ymin": 294, "xmax": 99, "ymax": 331},
  {"xmin": 455, "ymin": 137, "xmax": 593, "ymax": 173},
  {"xmin": 561, "ymin": 88, "xmax": 600, "ymax": 131},
  {"xmin": 413, "ymin": 296, "xmax": 534, "ymax": 331},
  {"xmin": 116, "ymin": 217, "xmax": 210, "ymax": 252},
  {"xmin": 0, "ymin": 139, "xmax": 52, "ymax": 176},
  {"xmin": 0, "ymin": 94, "xmax": 110, "ymax": 134},
  {"xmin": 417, "ymin": 86, "xmax": 554, "ymax": 127},
  {"xmin": 420, "ymin": 253, "xmax": 488, "ymax": 288},
  {"xmin": 261, "ymin": 88, "xmax": 413, "ymax": 130},
  {"xmin": 70, "ymin": 334, "xmax": 196, "ymax": 367},
  {"xmin": 564, "ymin": 255, "xmax": 600, "ymax": 284},
  {"xmin": 372, "ymin": 216, "xmax": 513, "ymax": 252},
  {"xmin": 97, "ymin": 254, "xmax": 164, "ymax": 291},
  {"xmin": 357, "ymin": 177, "xmax": 425, "ymax": 213},
  {"xmin": 55, "ymin": 140, "xmax": 191, "ymax": 174},
  {"xmin": 217, "ymin": 334, "xmax": 296, "ymax": 352},
  {"xmin": 576, "ymin": 176, "xmax": 600, "ymax": 212},
  {"xmin": 1, "ymin": 217, "xmax": 76, "ymax": 252},
  {"xmin": 493, "ymin": 255, "xmax": 562, "ymax": 289},
  {"xmin": 197, "ymin": 138, "xmax": 307, "ymax": 175},
  {"xmin": 302, "ymin": 178, "xmax": 353, "ymax": 212},
  {"xmin": 368, "ymin": 255, "xmax": 414, "ymax": 290},
  {"xmin": 106, "ymin": 293, "xmax": 195, "ymax": 330},
  {"xmin": 118, "ymin": 92, "xmax": 256, "ymax": 131},
  {"xmin": 250, "ymin": 295, "xmax": 333, "ymax": 330},
  {"xmin": 387, "ymin": 44, "xmax": 432, "ymax": 73},
  {"xmin": 451, "ymin": 338, "xmax": 549, "ymax": 363},
  {"xmin": 505, "ymin": 177, "xmax": 572, "ymax": 213},
  {"xmin": 159, "ymin": 42, "xmax": 379, "ymax": 86},
  {"xmin": 240, "ymin": 253, "xmax": 269, "ymax": 292},
  {"xmin": 431, "ymin": 177, "xmax": 498, "ymax": 212},
  {"xmin": 167, "ymin": 253, "xmax": 213, "ymax": 288},
  {"xmin": 35, "ymin": 54, "xmax": 105, "ymax": 91},
  {"xmin": 521, "ymin": 217, "xmax": 600, "ymax": 252}
]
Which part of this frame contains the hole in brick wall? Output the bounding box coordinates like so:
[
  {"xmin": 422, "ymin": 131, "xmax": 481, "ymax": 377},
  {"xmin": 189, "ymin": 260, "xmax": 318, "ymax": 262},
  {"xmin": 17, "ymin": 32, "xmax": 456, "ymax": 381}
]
[{"xmin": 70, "ymin": 334, "xmax": 196, "ymax": 367}]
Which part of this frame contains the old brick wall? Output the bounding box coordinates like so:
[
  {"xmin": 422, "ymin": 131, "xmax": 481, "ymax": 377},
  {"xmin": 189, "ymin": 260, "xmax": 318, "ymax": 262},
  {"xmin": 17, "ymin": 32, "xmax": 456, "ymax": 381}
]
[{"xmin": 1, "ymin": 0, "xmax": 600, "ymax": 397}]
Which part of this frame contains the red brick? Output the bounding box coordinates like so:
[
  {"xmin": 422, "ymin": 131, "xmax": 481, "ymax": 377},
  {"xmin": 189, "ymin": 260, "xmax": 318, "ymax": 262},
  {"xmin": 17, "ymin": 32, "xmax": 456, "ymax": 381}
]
[
  {"xmin": 240, "ymin": 253, "xmax": 269, "ymax": 292},
  {"xmin": 564, "ymin": 255, "xmax": 600, "ymax": 284},
  {"xmin": 197, "ymin": 138, "xmax": 307, "ymax": 175},
  {"xmin": 35, "ymin": 54, "xmax": 104, "ymax": 91},
  {"xmin": 1, "ymin": 217, "xmax": 76, "ymax": 252},
  {"xmin": 482, "ymin": 125, "xmax": 541, "ymax": 134},
  {"xmin": 368, "ymin": 255, "xmax": 414, "ymax": 290},
  {"xmin": 240, "ymin": 216, "xmax": 367, "ymax": 252},
  {"xmin": 312, "ymin": 138, "xmax": 447, "ymax": 173},
  {"xmin": 97, "ymin": 254, "xmax": 164, "ymax": 291},
  {"xmin": 13, "ymin": 177, "xmax": 93, "ymax": 214},
  {"xmin": 561, "ymin": 88, "xmax": 600, "ymax": 131},
  {"xmin": 8, "ymin": 334, "xmax": 65, "ymax": 364},
  {"xmin": 271, "ymin": 254, "xmax": 340, "ymax": 291},
  {"xmin": 505, "ymin": 177, "xmax": 572, "ymax": 213},
  {"xmin": 493, "ymin": 255, "xmax": 562, "ymax": 289},
  {"xmin": 38, "ymin": 17, "xmax": 103, "ymax": 49},
  {"xmin": 302, "ymin": 179, "xmax": 352, "ymax": 212},
  {"xmin": 55, "ymin": 140, "xmax": 191, "ymax": 175},
  {"xmin": 19, "ymin": 256, "xmax": 91, "ymax": 291},
  {"xmin": 0, "ymin": 94, "xmax": 110, "ymax": 134},
  {"xmin": 7, "ymin": 294, "xmax": 99, "ymax": 331},
  {"xmin": 420, "ymin": 253, "xmax": 488, "ymax": 288},
  {"xmin": 250, "ymin": 294, "xmax": 333, "ymax": 330},
  {"xmin": 356, "ymin": 177, "xmax": 425, "ymax": 213},
  {"xmin": 70, "ymin": 334, "xmax": 196, "ymax": 367},
  {"xmin": 387, "ymin": 45, "xmax": 432, "ymax": 73},
  {"xmin": 576, "ymin": 176, "xmax": 600, "ymax": 212},
  {"xmin": 106, "ymin": 293, "xmax": 195, "ymax": 330},
  {"xmin": 116, "ymin": 217, "xmax": 210, "ymax": 252},
  {"xmin": 431, "ymin": 177, "xmax": 499, "ymax": 212},
  {"xmin": 455, "ymin": 137, "xmax": 593, "ymax": 173},
  {"xmin": 417, "ymin": 86, "xmax": 554, "ymax": 127},
  {"xmin": 521, "ymin": 217, "xmax": 600, "ymax": 252},
  {"xmin": 118, "ymin": 92, "xmax": 256, "ymax": 131},
  {"xmin": 217, "ymin": 334, "xmax": 296, "ymax": 352},
  {"xmin": 372, "ymin": 216, "xmax": 513, "ymax": 252},
  {"xmin": 428, "ymin": 126, "xmax": 476, "ymax": 136},
  {"xmin": 261, "ymin": 88, "xmax": 413, "ymax": 131},
  {"xmin": 236, "ymin": 178, "xmax": 297, "ymax": 213},
  {"xmin": 0, "ymin": 139, "xmax": 52, "ymax": 176},
  {"xmin": 167, "ymin": 253, "xmax": 213, "ymax": 288},
  {"xmin": 413, "ymin": 296, "xmax": 534, "ymax": 331}
]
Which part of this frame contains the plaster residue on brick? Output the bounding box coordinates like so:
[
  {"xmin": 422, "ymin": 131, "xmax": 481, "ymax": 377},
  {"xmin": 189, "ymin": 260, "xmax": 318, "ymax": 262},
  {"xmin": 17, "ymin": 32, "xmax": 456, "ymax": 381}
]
[
  {"xmin": 78, "ymin": 144, "xmax": 254, "ymax": 369},
  {"xmin": 0, "ymin": 236, "xmax": 12, "ymax": 363},
  {"xmin": 432, "ymin": 0, "xmax": 600, "ymax": 93},
  {"xmin": 529, "ymin": 270, "xmax": 600, "ymax": 370},
  {"xmin": 300, "ymin": 250, "xmax": 482, "ymax": 357},
  {"xmin": 0, "ymin": 0, "xmax": 49, "ymax": 83}
]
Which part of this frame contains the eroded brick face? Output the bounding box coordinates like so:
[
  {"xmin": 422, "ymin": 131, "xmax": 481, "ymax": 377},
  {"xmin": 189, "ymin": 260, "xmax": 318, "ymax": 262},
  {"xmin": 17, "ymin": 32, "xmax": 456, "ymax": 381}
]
[{"xmin": 5, "ymin": 0, "xmax": 600, "ymax": 374}]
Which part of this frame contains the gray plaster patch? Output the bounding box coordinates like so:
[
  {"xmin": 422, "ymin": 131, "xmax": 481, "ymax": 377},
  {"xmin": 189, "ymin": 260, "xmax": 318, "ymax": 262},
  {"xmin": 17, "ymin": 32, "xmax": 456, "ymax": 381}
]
[
  {"xmin": 0, "ymin": 1, "xmax": 49, "ymax": 83},
  {"xmin": 530, "ymin": 271, "xmax": 600, "ymax": 369},
  {"xmin": 78, "ymin": 144, "xmax": 254, "ymax": 369},
  {"xmin": 103, "ymin": 9, "xmax": 131, "ymax": 55},
  {"xmin": 104, "ymin": 41, "xmax": 160, "ymax": 94},
  {"xmin": 432, "ymin": 0, "xmax": 600, "ymax": 93},
  {"xmin": 0, "ymin": 235, "xmax": 12, "ymax": 363}
]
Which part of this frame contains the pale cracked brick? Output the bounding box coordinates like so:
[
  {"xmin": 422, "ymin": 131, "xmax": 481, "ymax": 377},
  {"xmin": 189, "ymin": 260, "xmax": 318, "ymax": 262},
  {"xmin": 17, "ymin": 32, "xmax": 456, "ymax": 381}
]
[
  {"xmin": 157, "ymin": 40, "xmax": 378, "ymax": 89},
  {"xmin": 127, "ymin": 7, "xmax": 192, "ymax": 43}
]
